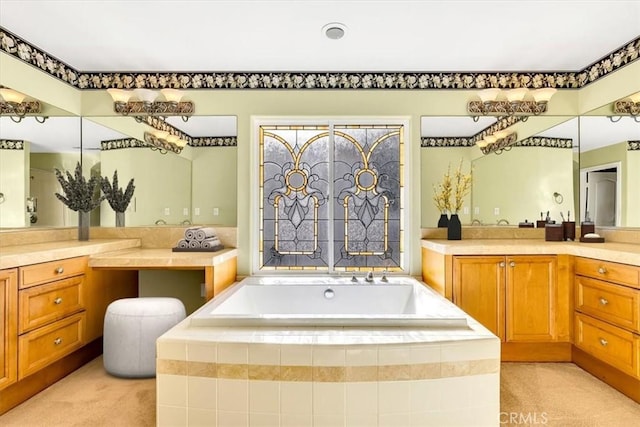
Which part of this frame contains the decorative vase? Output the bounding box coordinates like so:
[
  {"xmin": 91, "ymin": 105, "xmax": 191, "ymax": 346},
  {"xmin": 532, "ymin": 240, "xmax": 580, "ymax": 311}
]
[
  {"xmin": 447, "ymin": 213, "xmax": 462, "ymax": 240},
  {"xmin": 437, "ymin": 213, "xmax": 449, "ymax": 228},
  {"xmin": 78, "ymin": 210, "xmax": 90, "ymax": 241},
  {"xmin": 115, "ymin": 211, "xmax": 125, "ymax": 227}
]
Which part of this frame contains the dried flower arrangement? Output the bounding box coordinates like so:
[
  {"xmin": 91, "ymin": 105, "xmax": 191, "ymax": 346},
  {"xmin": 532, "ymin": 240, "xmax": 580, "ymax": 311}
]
[
  {"xmin": 101, "ymin": 170, "xmax": 135, "ymax": 213},
  {"xmin": 432, "ymin": 165, "xmax": 452, "ymax": 214},
  {"xmin": 433, "ymin": 159, "xmax": 472, "ymax": 214},
  {"xmin": 55, "ymin": 162, "xmax": 104, "ymax": 212}
]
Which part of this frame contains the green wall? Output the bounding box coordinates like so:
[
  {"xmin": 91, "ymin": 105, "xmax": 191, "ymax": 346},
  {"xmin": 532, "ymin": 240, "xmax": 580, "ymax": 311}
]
[
  {"xmin": 0, "ymin": 145, "xmax": 29, "ymax": 227},
  {"xmin": 99, "ymin": 148, "xmax": 192, "ymax": 226}
]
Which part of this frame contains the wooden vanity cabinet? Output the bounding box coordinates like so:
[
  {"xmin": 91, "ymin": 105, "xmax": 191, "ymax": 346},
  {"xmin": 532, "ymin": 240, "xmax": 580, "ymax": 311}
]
[
  {"xmin": 0, "ymin": 269, "xmax": 18, "ymax": 391},
  {"xmin": 452, "ymin": 256, "xmax": 505, "ymax": 340},
  {"xmin": 17, "ymin": 257, "xmax": 88, "ymax": 380},
  {"xmin": 1, "ymin": 256, "xmax": 137, "ymax": 414},
  {"xmin": 573, "ymin": 257, "xmax": 640, "ymax": 402},
  {"xmin": 452, "ymin": 254, "xmax": 571, "ymax": 360}
]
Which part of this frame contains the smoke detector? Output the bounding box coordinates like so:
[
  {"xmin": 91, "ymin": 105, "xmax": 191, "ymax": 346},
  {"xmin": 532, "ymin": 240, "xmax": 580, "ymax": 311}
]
[{"xmin": 322, "ymin": 22, "xmax": 347, "ymax": 40}]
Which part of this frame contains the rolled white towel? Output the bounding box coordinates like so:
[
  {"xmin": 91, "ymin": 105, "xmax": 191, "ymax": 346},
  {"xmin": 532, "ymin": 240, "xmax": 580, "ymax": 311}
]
[
  {"xmin": 194, "ymin": 227, "xmax": 216, "ymax": 241},
  {"xmin": 177, "ymin": 239, "xmax": 189, "ymax": 248},
  {"xmin": 185, "ymin": 226, "xmax": 202, "ymax": 240},
  {"xmin": 188, "ymin": 240, "xmax": 202, "ymax": 248},
  {"xmin": 201, "ymin": 237, "xmax": 223, "ymax": 249}
]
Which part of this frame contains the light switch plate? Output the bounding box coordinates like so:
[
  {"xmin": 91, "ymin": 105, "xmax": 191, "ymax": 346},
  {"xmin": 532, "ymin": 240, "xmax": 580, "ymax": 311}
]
[{"xmin": 164, "ymin": 207, "xmax": 170, "ymax": 216}]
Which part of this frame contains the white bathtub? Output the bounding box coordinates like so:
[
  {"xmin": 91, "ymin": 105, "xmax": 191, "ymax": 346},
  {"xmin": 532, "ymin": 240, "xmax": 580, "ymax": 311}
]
[{"xmin": 190, "ymin": 275, "xmax": 468, "ymax": 327}]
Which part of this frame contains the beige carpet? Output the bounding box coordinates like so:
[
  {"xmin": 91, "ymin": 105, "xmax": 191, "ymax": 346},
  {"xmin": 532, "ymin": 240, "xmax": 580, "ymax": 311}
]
[
  {"xmin": 0, "ymin": 356, "xmax": 155, "ymax": 426},
  {"xmin": 2, "ymin": 359, "xmax": 639, "ymax": 426}
]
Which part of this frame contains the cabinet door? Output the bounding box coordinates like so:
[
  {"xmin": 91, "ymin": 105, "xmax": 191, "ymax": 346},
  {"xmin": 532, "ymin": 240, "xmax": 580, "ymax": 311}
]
[
  {"xmin": 506, "ymin": 255, "xmax": 557, "ymax": 342},
  {"xmin": 453, "ymin": 256, "xmax": 505, "ymax": 340},
  {"xmin": 0, "ymin": 269, "xmax": 18, "ymax": 391}
]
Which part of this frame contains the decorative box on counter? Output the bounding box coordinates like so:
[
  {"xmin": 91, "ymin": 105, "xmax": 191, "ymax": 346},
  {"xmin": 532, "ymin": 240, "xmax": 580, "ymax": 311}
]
[
  {"xmin": 580, "ymin": 222, "xmax": 595, "ymax": 237},
  {"xmin": 562, "ymin": 221, "xmax": 576, "ymax": 241},
  {"xmin": 545, "ymin": 224, "xmax": 564, "ymax": 241}
]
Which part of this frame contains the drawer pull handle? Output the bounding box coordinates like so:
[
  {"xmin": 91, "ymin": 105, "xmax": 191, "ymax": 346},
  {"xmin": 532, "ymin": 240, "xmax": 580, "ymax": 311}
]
[
  {"xmin": 54, "ymin": 297, "xmax": 63, "ymax": 305},
  {"xmin": 598, "ymin": 267, "xmax": 607, "ymax": 274},
  {"xmin": 599, "ymin": 297, "xmax": 609, "ymax": 306},
  {"xmin": 509, "ymin": 261, "xmax": 515, "ymax": 267},
  {"xmin": 55, "ymin": 267, "xmax": 64, "ymax": 274},
  {"xmin": 599, "ymin": 338, "xmax": 608, "ymax": 347},
  {"xmin": 54, "ymin": 338, "xmax": 63, "ymax": 346}
]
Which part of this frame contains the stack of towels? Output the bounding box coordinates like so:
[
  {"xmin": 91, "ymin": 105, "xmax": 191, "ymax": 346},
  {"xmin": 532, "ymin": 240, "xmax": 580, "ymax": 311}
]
[{"xmin": 177, "ymin": 227, "xmax": 224, "ymax": 251}]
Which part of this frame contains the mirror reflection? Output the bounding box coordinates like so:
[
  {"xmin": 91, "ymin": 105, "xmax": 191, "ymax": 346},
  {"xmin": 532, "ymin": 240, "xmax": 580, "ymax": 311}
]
[
  {"xmin": 0, "ymin": 115, "xmax": 81, "ymax": 228},
  {"xmin": 82, "ymin": 116, "xmax": 238, "ymax": 227},
  {"xmin": 421, "ymin": 116, "xmax": 579, "ymax": 227},
  {"xmin": 579, "ymin": 115, "xmax": 640, "ymax": 227}
]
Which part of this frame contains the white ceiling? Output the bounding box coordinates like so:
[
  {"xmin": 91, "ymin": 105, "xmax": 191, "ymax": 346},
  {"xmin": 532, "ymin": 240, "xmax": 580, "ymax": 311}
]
[
  {"xmin": 0, "ymin": 1, "xmax": 638, "ymax": 152},
  {"xmin": 1, "ymin": 0, "xmax": 639, "ymax": 72}
]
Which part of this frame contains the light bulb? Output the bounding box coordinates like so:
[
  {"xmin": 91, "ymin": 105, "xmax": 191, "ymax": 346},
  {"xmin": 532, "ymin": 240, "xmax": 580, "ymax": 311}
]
[
  {"xmin": 477, "ymin": 88, "xmax": 501, "ymax": 103},
  {"xmin": 505, "ymin": 88, "xmax": 528, "ymax": 103},
  {"xmin": 106, "ymin": 88, "xmax": 132, "ymax": 103},
  {"xmin": 0, "ymin": 88, "xmax": 26, "ymax": 103},
  {"xmin": 160, "ymin": 89, "xmax": 184, "ymax": 103}
]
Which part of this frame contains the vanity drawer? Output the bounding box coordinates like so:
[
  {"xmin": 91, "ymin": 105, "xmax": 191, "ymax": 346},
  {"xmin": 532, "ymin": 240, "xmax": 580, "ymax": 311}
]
[
  {"xmin": 18, "ymin": 312, "xmax": 85, "ymax": 380},
  {"xmin": 18, "ymin": 276, "xmax": 85, "ymax": 334},
  {"xmin": 574, "ymin": 313, "xmax": 639, "ymax": 378},
  {"xmin": 20, "ymin": 257, "xmax": 87, "ymax": 289},
  {"xmin": 575, "ymin": 257, "xmax": 639, "ymax": 288},
  {"xmin": 575, "ymin": 276, "xmax": 640, "ymax": 333}
]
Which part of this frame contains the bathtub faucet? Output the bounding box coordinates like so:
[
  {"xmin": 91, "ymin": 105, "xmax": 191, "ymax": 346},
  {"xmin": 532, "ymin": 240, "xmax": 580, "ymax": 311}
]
[{"xmin": 365, "ymin": 270, "xmax": 374, "ymax": 283}]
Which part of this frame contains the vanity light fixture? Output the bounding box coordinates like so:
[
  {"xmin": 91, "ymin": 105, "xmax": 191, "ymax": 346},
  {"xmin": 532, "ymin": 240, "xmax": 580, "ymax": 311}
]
[
  {"xmin": 611, "ymin": 92, "xmax": 640, "ymax": 122},
  {"xmin": 468, "ymin": 88, "xmax": 557, "ymax": 122},
  {"xmin": 143, "ymin": 130, "xmax": 188, "ymax": 155},
  {"xmin": 475, "ymin": 130, "xmax": 518, "ymax": 155},
  {"xmin": 0, "ymin": 88, "xmax": 48, "ymax": 123},
  {"xmin": 107, "ymin": 88, "xmax": 194, "ymax": 122}
]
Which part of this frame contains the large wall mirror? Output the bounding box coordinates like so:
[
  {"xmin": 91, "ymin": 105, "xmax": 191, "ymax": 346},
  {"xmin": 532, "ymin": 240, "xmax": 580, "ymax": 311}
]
[
  {"xmin": 82, "ymin": 115, "xmax": 238, "ymax": 227},
  {"xmin": 0, "ymin": 112, "xmax": 237, "ymax": 229},
  {"xmin": 579, "ymin": 113, "xmax": 640, "ymax": 228},
  {"xmin": 421, "ymin": 115, "xmax": 579, "ymax": 228},
  {"xmin": 0, "ymin": 113, "xmax": 81, "ymax": 228}
]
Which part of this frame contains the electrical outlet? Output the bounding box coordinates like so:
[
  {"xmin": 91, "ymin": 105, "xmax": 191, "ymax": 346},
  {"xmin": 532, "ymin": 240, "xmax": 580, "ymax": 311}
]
[
  {"xmin": 164, "ymin": 207, "xmax": 170, "ymax": 216},
  {"xmin": 494, "ymin": 207, "xmax": 500, "ymax": 216},
  {"xmin": 213, "ymin": 208, "xmax": 219, "ymax": 216},
  {"xmin": 474, "ymin": 207, "xmax": 480, "ymax": 215},
  {"xmin": 183, "ymin": 207, "xmax": 189, "ymax": 216},
  {"xmin": 195, "ymin": 207, "xmax": 200, "ymax": 216},
  {"xmin": 463, "ymin": 206, "xmax": 469, "ymax": 215}
]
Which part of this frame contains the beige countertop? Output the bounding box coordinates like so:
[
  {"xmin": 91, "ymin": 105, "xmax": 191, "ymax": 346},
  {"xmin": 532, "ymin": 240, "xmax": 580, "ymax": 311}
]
[
  {"xmin": 88, "ymin": 247, "xmax": 238, "ymax": 269},
  {"xmin": 422, "ymin": 239, "xmax": 640, "ymax": 266},
  {"xmin": 0, "ymin": 239, "xmax": 141, "ymax": 269}
]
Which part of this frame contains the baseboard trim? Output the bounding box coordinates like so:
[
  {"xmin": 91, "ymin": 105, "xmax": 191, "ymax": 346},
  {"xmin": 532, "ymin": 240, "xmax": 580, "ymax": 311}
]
[
  {"xmin": 572, "ymin": 346, "xmax": 640, "ymax": 404},
  {"xmin": 0, "ymin": 339, "xmax": 102, "ymax": 415},
  {"xmin": 501, "ymin": 342, "xmax": 572, "ymax": 361}
]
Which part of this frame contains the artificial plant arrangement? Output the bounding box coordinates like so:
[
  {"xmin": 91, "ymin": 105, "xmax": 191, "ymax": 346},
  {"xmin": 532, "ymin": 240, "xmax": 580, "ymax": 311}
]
[
  {"xmin": 55, "ymin": 162, "xmax": 104, "ymax": 240},
  {"xmin": 432, "ymin": 165, "xmax": 453, "ymax": 215},
  {"xmin": 101, "ymin": 170, "xmax": 135, "ymax": 213},
  {"xmin": 55, "ymin": 162, "xmax": 105, "ymax": 213}
]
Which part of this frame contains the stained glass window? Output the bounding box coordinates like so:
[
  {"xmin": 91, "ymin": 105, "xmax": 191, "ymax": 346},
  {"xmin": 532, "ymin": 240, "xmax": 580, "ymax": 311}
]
[{"xmin": 259, "ymin": 123, "xmax": 404, "ymax": 271}]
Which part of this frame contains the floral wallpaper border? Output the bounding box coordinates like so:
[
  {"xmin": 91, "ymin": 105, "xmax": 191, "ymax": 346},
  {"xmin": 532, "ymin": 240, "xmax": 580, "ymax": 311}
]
[
  {"xmin": 190, "ymin": 136, "xmax": 237, "ymax": 147},
  {"xmin": 629, "ymin": 141, "xmax": 640, "ymax": 151},
  {"xmin": 100, "ymin": 138, "xmax": 148, "ymax": 151},
  {"xmin": 421, "ymin": 116, "xmax": 522, "ymax": 147},
  {"xmin": 0, "ymin": 139, "xmax": 24, "ymax": 150},
  {"xmin": 1, "ymin": 27, "xmax": 638, "ymax": 90},
  {"xmin": 516, "ymin": 137, "xmax": 573, "ymax": 149}
]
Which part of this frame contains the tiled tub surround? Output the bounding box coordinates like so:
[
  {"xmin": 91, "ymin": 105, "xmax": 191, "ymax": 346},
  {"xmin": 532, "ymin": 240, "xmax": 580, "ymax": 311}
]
[{"xmin": 156, "ymin": 282, "xmax": 500, "ymax": 427}]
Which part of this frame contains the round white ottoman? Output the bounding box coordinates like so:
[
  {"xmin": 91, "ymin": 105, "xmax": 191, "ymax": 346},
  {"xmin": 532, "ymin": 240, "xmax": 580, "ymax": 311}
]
[{"xmin": 103, "ymin": 297, "xmax": 186, "ymax": 378}]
